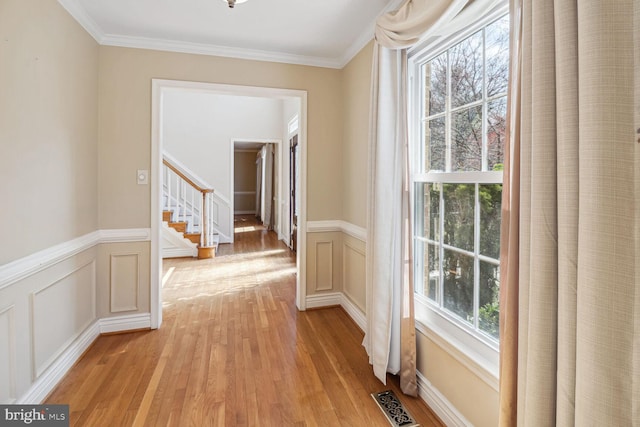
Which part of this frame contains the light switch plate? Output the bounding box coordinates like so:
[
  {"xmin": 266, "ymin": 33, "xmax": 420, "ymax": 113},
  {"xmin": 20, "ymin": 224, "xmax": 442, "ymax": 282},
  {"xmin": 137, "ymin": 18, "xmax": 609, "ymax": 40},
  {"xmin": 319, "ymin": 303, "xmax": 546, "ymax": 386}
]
[{"xmin": 137, "ymin": 169, "xmax": 149, "ymax": 185}]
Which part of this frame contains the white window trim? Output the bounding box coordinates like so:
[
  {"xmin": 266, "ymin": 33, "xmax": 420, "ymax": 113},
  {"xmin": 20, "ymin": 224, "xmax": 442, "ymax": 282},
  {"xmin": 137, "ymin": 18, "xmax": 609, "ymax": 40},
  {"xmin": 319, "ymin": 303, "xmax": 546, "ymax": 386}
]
[{"xmin": 408, "ymin": 2, "xmax": 509, "ymax": 388}]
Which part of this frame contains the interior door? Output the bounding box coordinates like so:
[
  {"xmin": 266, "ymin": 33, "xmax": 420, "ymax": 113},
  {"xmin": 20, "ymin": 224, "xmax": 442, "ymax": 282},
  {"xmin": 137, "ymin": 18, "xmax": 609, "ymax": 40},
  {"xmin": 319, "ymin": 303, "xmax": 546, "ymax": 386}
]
[{"xmin": 289, "ymin": 134, "xmax": 298, "ymax": 252}]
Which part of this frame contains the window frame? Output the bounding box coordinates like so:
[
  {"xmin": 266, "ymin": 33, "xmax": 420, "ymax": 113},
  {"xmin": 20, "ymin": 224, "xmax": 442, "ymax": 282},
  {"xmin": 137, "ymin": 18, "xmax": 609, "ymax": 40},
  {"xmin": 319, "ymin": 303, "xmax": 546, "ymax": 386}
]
[{"xmin": 408, "ymin": 3, "xmax": 509, "ymax": 385}]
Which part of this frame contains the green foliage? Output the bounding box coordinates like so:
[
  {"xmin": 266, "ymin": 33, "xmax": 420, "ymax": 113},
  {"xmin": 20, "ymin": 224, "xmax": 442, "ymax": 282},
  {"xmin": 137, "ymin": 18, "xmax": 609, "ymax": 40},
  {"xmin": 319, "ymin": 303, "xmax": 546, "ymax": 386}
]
[{"xmin": 479, "ymin": 301, "xmax": 500, "ymax": 339}]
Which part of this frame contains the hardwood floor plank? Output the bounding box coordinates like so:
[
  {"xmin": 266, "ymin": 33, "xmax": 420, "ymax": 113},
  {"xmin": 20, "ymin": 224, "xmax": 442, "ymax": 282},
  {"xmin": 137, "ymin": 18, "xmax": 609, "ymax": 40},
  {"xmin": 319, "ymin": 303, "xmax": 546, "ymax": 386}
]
[{"xmin": 45, "ymin": 215, "xmax": 445, "ymax": 426}]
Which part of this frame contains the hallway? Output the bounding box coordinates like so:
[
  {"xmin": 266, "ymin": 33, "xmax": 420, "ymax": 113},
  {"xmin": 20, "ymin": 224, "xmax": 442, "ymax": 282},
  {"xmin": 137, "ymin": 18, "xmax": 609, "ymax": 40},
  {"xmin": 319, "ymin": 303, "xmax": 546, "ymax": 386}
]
[{"xmin": 45, "ymin": 215, "xmax": 443, "ymax": 426}]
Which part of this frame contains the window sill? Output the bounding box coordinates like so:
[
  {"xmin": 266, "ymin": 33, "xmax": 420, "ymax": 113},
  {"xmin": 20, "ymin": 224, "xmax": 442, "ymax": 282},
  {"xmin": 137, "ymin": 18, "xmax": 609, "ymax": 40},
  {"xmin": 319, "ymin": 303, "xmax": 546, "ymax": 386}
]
[{"xmin": 415, "ymin": 294, "xmax": 499, "ymax": 391}]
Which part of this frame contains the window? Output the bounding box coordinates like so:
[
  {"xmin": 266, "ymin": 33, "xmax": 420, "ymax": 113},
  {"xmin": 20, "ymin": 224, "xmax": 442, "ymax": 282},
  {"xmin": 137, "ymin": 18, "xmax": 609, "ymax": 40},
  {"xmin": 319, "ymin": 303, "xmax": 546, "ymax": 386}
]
[{"xmin": 411, "ymin": 14, "xmax": 509, "ymax": 348}]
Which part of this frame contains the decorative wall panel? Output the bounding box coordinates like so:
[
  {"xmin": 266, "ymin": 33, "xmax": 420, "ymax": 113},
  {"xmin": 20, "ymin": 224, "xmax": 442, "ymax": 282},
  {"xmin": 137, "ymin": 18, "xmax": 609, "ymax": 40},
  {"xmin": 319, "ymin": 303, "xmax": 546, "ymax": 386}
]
[
  {"xmin": 31, "ymin": 261, "xmax": 96, "ymax": 377},
  {"xmin": 110, "ymin": 253, "xmax": 139, "ymax": 313},
  {"xmin": 314, "ymin": 241, "xmax": 334, "ymax": 291},
  {"xmin": 0, "ymin": 306, "xmax": 16, "ymax": 403},
  {"xmin": 343, "ymin": 237, "xmax": 366, "ymax": 312}
]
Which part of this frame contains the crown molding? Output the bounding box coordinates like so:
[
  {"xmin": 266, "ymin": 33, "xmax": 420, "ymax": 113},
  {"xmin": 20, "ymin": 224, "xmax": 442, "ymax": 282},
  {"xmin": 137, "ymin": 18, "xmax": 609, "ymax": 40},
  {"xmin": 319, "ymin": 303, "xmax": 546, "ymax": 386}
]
[
  {"xmin": 57, "ymin": 0, "xmax": 103, "ymax": 42},
  {"xmin": 100, "ymin": 34, "xmax": 344, "ymax": 69},
  {"xmin": 338, "ymin": 0, "xmax": 406, "ymax": 67},
  {"xmin": 59, "ymin": 0, "xmax": 404, "ymax": 69}
]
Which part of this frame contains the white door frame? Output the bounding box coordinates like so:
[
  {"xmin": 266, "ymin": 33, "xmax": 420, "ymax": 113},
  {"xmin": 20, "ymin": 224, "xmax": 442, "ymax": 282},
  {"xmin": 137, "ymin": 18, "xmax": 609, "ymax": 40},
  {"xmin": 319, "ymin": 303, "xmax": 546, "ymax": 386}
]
[{"xmin": 151, "ymin": 79, "xmax": 308, "ymax": 328}]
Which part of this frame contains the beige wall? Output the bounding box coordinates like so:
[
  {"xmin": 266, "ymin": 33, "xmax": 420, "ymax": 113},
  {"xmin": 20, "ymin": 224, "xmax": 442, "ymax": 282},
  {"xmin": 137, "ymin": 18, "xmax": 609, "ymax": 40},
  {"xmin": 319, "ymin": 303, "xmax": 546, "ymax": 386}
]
[
  {"xmin": 234, "ymin": 150, "xmax": 258, "ymax": 213},
  {"xmin": 341, "ymin": 40, "xmax": 374, "ymax": 229},
  {"xmin": 417, "ymin": 333, "xmax": 499, "ymax": 426},
  {"xmin": 0, "ymin": 0, "xmax": 99, "ymax": 264},
  {"xmin": 0, "ymin": 2, "xmax": 154, "ymax": 403},
  {"xmin": 98, "ymin": 46, "xmax": 343, "ymax": 229},
  {"xmin": 336, "ymin": 40, "xmax": 372, "ymax": 314}
]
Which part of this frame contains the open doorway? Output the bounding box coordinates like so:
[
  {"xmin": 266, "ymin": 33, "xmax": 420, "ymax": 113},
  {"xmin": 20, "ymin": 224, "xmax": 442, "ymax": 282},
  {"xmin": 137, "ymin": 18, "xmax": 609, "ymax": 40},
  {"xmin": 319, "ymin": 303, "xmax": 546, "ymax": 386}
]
[
  {"xmin": 151, "ymin": 79, "xmax": 309, "ymax": 329},
  {"xmin": 232, "ymin": 140, "xmax": 280, "ymax": 233}
]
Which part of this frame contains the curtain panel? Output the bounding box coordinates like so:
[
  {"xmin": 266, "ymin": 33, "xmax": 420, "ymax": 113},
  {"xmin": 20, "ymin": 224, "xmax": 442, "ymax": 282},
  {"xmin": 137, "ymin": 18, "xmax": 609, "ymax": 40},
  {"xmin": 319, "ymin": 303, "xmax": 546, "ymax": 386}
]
[
  {"xmin": 365, "ymin": 0, "xmax": 501, "ymax": 396},
  {"xmin": 499, "ymin": 0, "xmax": 640, "ymax": 425}
]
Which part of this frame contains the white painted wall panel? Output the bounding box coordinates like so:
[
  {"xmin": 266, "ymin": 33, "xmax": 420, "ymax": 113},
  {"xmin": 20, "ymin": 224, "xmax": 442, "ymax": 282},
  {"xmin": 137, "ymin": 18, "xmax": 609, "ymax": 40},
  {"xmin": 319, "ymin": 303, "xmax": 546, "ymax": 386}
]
[
  {"xmin": 314, "ymin": 241, "xmax": 334, "ymax": 291},
  {"xmin": 31, "ymin": 260, "xmax": 96, "ymax": 377},
  {"xmin": 0, "ymin": 306, "xmax": 16, "ymax": 403},
  {"xmin": 110, "ymin": 253, "xmax": 139, "ymax": 313},
  {"xmin": 343, "ymin": 237, "xmax": 366, "ymax": 312}
]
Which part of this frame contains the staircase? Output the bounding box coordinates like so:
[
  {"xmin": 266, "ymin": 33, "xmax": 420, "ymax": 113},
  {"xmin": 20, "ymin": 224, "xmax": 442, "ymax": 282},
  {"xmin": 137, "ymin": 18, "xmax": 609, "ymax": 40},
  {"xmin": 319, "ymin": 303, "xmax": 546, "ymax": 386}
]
[{"xmin": 162, "ymin": 155, "xmax": 220, "ymax": 259}]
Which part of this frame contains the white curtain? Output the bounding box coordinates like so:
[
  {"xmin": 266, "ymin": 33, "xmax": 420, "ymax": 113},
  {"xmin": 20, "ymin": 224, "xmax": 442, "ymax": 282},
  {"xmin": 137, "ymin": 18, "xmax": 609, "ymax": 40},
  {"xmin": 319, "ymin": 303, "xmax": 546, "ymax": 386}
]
[
  {"xmin": 364, "ymin": 0, "xmax": 500, "ymax": 395},
  {"xmin": 255, "ymin": 151, "xmax": 262, "ymax": 219},
  {"xmin": 263, "ymin": 144, "xmax": 275, "ymax": 230}
]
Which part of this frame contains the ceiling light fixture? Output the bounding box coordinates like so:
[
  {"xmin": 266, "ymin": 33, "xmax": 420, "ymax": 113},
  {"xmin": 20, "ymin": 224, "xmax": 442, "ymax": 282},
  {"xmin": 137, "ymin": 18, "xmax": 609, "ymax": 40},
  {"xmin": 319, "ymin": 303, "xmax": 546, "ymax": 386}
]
[{"xmin": 223, "ymin": 0, "xmax": 248, "ymax": 8}]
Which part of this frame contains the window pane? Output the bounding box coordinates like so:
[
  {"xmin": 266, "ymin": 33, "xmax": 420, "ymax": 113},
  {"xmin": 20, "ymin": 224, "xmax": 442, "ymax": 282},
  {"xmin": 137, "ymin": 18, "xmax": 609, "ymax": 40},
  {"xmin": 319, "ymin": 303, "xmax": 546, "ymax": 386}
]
[
  {"xmin": 443, "ymin": 183, "xmax": 474, "ymax": 251},
  {"xmin": 479, "ymin": 184, "xmax": 502, "ymax": 259},
  {"xmin": 425, "ymin": 54, "xmax": 446, "ymax": 116},
  {"xmin": 425, "ymin": 117, "xmax": 446, "ymax": 172},
  {"xmin": 426, "ymin": 243, "xmax": 440, "ymax": 302},
  {"xmin": 479, "ymin": 261, "xmax": 500, "ymax": 339},
  {"xmin": 422, "ymin": 183, "xmax": 440, "ymax": 240},
  {"xmin": 450, "ymin": 31, "xmax": 483, "ymax": 108},
  {"xmin": 452, "ymin": 106, "xmax": 482, "ymax": 171},
  {"xmin": 487, "ymin": 97, "xmax": 506, "ymax": 171},
  {"xmin": 486, "ymin": 15, "xmax": 510, "ymax": 97},
  {"xmin": 443, "ymin": 250, "xmax": 474, "ymax": 322}
]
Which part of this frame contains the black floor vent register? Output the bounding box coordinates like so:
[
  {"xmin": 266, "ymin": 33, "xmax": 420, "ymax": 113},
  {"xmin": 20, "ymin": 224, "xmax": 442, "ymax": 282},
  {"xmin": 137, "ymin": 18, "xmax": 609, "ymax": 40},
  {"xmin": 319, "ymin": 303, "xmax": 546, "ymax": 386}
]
[{"xmin": 371, "ymin": 390, "xmax": 420, "ymax": 427}]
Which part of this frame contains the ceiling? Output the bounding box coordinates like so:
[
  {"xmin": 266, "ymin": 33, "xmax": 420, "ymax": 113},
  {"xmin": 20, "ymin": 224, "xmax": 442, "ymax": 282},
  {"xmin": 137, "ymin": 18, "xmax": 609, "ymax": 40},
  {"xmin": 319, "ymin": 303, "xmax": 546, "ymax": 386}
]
[{"xmin": 58, "ymin": 0, "xmax": 400, "ymax": 69}]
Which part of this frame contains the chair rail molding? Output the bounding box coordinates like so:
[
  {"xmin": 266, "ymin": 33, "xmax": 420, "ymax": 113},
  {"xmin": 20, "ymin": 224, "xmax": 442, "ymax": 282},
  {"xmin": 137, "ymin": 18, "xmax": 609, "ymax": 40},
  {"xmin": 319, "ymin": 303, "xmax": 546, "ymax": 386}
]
[
  {"xmin": 0, "ymin": 229, "xmax": 151, "ymax": 291},
  {"xmin": 306, "ymin": 220, "xmax": 366, "ymax": 242}
]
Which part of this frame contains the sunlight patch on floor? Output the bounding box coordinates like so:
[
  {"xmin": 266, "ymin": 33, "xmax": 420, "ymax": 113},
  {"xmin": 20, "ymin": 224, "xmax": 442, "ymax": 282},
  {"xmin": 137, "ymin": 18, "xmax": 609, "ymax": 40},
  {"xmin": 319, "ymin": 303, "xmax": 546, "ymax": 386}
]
[
  {"xmin": 162, "ymin": 267, "xmax": 175, "ymax": 287},
  {"xmin": 234, "ymin": 225, "xmax": 259, "ymax": 233}
]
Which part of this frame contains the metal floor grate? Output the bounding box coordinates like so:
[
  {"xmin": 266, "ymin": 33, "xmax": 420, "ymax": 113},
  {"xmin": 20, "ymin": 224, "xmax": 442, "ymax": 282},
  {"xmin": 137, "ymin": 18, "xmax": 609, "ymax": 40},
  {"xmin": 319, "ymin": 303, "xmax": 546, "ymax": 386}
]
[{"xmin": 371, "ymin": 390, "xmax": 420, "ymax": 427}]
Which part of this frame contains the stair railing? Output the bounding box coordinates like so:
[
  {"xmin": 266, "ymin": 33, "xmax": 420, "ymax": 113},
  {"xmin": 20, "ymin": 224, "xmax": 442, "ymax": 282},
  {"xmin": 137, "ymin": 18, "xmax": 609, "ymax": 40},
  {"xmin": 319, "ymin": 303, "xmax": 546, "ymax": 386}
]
[{"xmin": 162, "ymin": 158, "xmax": 216, "ymax": 248}]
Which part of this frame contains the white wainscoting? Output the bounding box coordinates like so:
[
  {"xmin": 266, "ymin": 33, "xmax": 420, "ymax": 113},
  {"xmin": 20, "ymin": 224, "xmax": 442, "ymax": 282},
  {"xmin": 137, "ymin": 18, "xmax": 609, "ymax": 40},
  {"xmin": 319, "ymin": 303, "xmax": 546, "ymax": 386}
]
[
  {"xmin": 212, "ymin": 192, "xmax": 232, "ymax": 243},
  {"xmin": 0, "ymin": 305, "xmax": 16, "ymax": 403},
  {"xmin": 110, "ymin": 253, "xmax": 140, "ymax": 312},
  {"xmin": 313, "ymin": 241, "xmax": 334, "ymax": 291},
  {"xmin": 0, "ymin": 228, "xmax": 152, "ymax": 404},
  {"xmin": 31, "ymin": 260, "xmax": 96, "ymax": 378}
]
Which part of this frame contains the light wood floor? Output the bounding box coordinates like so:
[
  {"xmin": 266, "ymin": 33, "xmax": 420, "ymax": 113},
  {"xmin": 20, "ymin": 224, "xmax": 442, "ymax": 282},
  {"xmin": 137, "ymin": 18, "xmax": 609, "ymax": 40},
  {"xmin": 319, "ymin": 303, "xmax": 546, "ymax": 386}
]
[{"xmin": 46, "ymin": 215, "xmax": 444, "ymax": 427}]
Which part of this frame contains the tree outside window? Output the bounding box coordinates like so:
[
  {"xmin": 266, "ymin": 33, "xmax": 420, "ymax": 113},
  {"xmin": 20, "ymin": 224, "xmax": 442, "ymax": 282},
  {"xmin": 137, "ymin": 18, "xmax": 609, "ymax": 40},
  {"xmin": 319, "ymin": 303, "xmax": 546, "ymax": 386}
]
[{"xmin": 414, "ymin": 15, "xmax": 508, "ymax": 342}]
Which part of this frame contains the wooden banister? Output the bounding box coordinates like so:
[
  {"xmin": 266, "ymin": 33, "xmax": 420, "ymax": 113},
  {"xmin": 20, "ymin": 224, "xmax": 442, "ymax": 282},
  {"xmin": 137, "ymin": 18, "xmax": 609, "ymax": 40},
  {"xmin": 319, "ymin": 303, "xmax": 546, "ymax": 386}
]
[{"xmin": 162, "ymin": 159, "xmax": 214, "ymax": 194}]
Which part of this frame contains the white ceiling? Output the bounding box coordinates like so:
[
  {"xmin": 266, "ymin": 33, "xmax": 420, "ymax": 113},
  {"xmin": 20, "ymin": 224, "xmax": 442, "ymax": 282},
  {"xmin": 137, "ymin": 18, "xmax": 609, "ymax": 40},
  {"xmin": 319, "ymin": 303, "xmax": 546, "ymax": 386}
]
[{"xmin": 58, "ymin": 0, "xmax": 400, "ymax": 68}]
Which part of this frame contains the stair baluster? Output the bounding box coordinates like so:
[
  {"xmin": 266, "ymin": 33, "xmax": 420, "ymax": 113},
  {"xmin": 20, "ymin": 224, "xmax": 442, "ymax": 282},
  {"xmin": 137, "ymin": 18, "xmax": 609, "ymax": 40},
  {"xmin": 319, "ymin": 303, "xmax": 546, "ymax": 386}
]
[{"xmin": 162, "ymin": 157, "xmax": 217, "ymax": 258}]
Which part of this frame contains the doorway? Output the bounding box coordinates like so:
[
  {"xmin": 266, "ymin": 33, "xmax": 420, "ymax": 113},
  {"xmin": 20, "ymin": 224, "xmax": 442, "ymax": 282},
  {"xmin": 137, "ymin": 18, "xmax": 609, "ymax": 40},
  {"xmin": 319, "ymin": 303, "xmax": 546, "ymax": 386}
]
[
  {"xmin": 151, "ymin": 79, "xmax": 309, "ymax": 329},
  {"xmin": 289, "ymin": 134, "xmax": 298, "ymax": 252},
  {"xmin": 232, "ymin": 140, "xmax": 280, "ymax": 233}
]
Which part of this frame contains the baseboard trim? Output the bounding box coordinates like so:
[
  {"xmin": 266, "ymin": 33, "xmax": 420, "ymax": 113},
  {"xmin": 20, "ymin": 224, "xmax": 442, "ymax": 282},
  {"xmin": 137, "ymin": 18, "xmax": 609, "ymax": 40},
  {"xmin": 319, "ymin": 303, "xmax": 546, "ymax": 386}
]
[
  {"xmin": 17, "ymin": 321, "xmax": 101, "ymax": 404},
  {"xmin": 162, "ymin": 248, "xmax": 197, "ymax": 258},
  {"xmin": 304, "ymin": 291, "xmax": 366, "ymax": 333},
  {"xmin": 100, "ymin": 313, "xmax": 152, "ymax": 334},
  {"xmin": 416, "ymin": 371, "xmax": 472, "ymax": 427},
  {"xmin": 305, "ymin": 292, "xmax": 342, "ymax": 308},
  {"xmin": 340, "ymin": 294, "xmax": 367, "ymax": 332}
]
